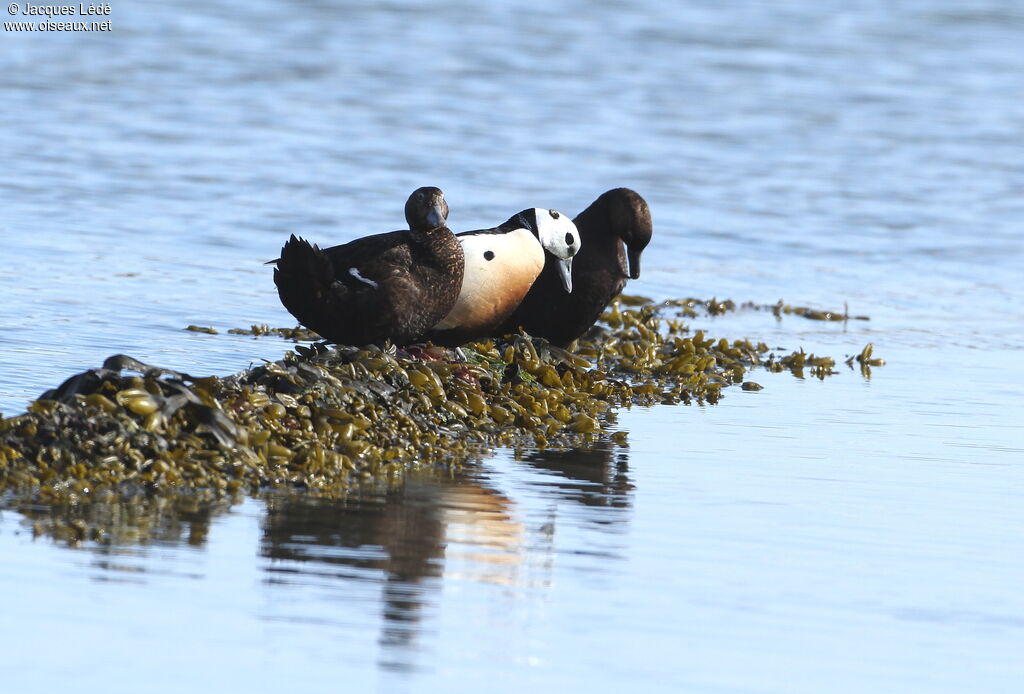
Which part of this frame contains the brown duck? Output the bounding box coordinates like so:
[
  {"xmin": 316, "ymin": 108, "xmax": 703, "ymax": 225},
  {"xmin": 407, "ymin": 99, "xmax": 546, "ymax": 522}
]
[{"xmin": 272, "ymin": 187, "xmax": 464, "ymax": 346}]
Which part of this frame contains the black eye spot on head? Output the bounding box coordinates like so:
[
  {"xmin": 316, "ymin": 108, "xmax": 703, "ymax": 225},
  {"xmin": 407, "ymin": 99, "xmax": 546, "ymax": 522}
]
[
  {"xmin": 484, "ymin": 250, "xmax": 495, "ymax": 261},
  {"xmin": 549, "ymin": 210, "xmax": 560, "ymax": 219},
  {"xmin": 565, "ymin": 232, "xmax": 575, "ymax": 246}
]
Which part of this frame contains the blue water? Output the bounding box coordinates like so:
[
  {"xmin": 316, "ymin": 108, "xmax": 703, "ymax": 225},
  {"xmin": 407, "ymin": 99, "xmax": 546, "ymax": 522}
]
[{"xmin": 2, "ymin": 0, "xmax": 1023, "ymax": 691}]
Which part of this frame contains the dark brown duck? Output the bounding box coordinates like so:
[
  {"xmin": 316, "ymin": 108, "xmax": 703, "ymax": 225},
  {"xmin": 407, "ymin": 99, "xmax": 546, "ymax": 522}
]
[
  {"xmin": 494, "ymin": 188, "xmax": 652, "ymax": 347},
  {"xmin": 272, "ymin": 187, "xmax": 464, "ymax": 346}
]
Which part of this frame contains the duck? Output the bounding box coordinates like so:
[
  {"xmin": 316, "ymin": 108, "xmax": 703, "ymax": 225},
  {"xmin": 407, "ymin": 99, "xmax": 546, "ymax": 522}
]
[
  {"xmin": 494, "ymin": 188, "xmax": 652, "ymax": 347},
  {"xmin": 271, "ymin": 186, "xmax": 464, "ymax": 346},
  {"xmin": 425, "ymin": 208, "xmax": 581, "ymax": 347}
]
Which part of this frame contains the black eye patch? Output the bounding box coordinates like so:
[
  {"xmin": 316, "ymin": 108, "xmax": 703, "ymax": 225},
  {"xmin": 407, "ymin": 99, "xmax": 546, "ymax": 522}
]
[
  {"xmin": 565, "ymin": 232, "xmax": 575, "ymax": 246},
  {"xmin": 484, "ymin": 251, "xmax": 495, "ymax": 261}
]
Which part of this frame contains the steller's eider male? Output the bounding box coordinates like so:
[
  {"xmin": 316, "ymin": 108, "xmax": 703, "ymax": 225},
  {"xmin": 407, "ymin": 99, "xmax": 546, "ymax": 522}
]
[
  {"xmin": 426, "ymin": 208, "xmax": 581, "ymax": 347},
  {"xmin": 494, "ymin": 188, "xmax": 652, "ymax": 347},
  {"xmin": 272, "ymin": 186, "xmax": 464, "ymax": 346}
]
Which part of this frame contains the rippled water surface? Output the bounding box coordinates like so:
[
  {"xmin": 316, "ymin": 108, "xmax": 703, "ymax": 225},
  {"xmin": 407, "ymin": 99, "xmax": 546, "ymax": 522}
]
[{"xmin": 2, "ymin": 0, "xmax": 1023, "ymax": 691}]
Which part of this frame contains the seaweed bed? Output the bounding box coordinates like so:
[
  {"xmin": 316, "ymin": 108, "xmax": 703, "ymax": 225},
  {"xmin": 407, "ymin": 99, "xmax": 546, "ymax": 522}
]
[{"xmin": 0, "ymin": 296, "xmax": 882, "ymax": 542}]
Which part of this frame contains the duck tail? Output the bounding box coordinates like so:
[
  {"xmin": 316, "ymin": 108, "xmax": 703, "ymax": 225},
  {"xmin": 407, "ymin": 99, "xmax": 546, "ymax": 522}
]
[{"xmin": 273, "ymin": 235, "xmax": 340, "ymax": 330}]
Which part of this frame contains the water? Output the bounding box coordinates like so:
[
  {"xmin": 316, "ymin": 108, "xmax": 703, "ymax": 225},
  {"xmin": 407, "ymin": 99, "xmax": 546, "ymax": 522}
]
[{"xmin": 2, "ymin": 0, "xmax": 1023, "ymax": 691}]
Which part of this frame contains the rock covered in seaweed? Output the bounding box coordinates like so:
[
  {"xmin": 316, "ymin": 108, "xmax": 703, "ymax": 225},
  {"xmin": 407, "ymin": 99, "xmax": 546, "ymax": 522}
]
[{"xmin": 0, "ymin": 296, "xmax": 874, "ymax": 505}]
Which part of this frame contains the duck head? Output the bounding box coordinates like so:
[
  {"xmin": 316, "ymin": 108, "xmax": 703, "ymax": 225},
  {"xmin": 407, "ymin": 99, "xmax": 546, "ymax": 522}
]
[
  {"xmin": 603, "ymin": 188, "xmax": 652, "ymax": 279},
  {"xmin": 509, "ymin": 208, "xmax": 581, "ymax": 293},
  {"xmin": 406, "ymin": 186, "xmax": 449, "ymax": 231},
  {"xmin": 575, "ymin": 188, "xmax": 653, "ymax": 279}
]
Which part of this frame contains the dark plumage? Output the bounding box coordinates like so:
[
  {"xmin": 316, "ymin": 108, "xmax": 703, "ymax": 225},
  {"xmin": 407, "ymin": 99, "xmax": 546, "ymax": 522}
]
[
  {"xmin": 271, "ymin": 187, "xmax": 464, "ymax": 346},
  {"xmin": 494, "ymin": 188, "xmax": 652, "ymax": 347}
]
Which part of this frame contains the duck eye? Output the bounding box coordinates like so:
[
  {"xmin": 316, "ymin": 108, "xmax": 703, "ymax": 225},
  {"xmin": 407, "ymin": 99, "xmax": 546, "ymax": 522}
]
[
  {"xmin": 565, "ymin": 232, "xmax": 575, "ymax": 246},
  {"xmin": 549, "ymin": 210, "xmax": 560, "ymax": 219},
  {"xmin": 484, "ymin": 251, "xmax": 495, "ymax": 261}
]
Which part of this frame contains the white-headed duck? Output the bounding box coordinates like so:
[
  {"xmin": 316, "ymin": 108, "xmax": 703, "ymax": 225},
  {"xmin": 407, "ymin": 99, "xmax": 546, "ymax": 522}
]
[
  {"xmin": 495, "ymin": 188, "xmax": 652, "ymax": 347},
  {"xmin": 427, "ymin": 208, "xmax": 580, "ymax": 347}
]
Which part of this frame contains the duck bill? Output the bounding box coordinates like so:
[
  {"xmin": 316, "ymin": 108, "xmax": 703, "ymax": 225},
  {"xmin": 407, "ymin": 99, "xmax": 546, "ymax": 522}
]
[
  {"xmin": 557, "ymin": 257, "xmax": 573, "ymax": 293},
  {"xmin": 626, "ymin": 248, "xmax": 641, "ymax": 279},
  {"xmin": 425, "ymin": 205, "xmax": 445, "ymax": 229}
]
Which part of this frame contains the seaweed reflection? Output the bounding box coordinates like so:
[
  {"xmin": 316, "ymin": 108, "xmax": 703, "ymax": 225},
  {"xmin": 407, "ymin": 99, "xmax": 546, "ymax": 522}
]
[{"xmin": 10, "ymin": 494, "xmax": 227, "ymax": 549}]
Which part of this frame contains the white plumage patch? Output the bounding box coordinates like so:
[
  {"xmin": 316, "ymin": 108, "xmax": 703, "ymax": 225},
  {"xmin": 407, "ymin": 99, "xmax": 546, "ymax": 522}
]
[
  {"xmin": 434, "ymin": 228, "xmax": 545, "ymax": 330},
  {"xmin": 531, "ymin": 208, "xmax": 581, "ymax": 260},
  {"xmin": 348, "ymin": 267, "xmax": 378, "ymax": 288}
]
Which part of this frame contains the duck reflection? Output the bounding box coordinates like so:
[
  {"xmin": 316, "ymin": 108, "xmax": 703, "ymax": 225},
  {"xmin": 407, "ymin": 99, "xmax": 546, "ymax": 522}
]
[
  {"xmin": 260, "ymin": 468, "xmax": 527, "ymax": 668},
  {"xmin": 261, "ymin": 477, "xmax": 445, "ymax": 659},
  {"xmin": 259, "ymin": 442, "xmax": 633, "ymax": 671},
  {"xmin": 516, "ymin": 439, "xmax": 634, "ymax": 512}
]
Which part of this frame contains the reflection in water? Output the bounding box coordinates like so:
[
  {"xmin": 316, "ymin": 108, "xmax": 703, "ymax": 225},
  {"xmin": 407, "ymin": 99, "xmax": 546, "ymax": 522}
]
[
  {"xmin": 4, "ymin": 494, "xmax": 229, "ymax": 584},
  {"xmin": 517, "ymin": 439, "xmax": 633, "ymax": 512},
  {"xmin": 7, "ymin": 441, "xmax": 633, "ymax": 674},
  {"xmin": 436, "ymin": 482, "xmax": 524, "ymax": 586},
  {"xmin": 261, "ymin": 479, "xmax": 448, "ymax": 669},
  {"xmin": 11, "ymin": 494, "xmax": 229, "ymax": 549},
  {"xmin": 259, "ymin": 443, "xmax": 632, "ymax": 671}
]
